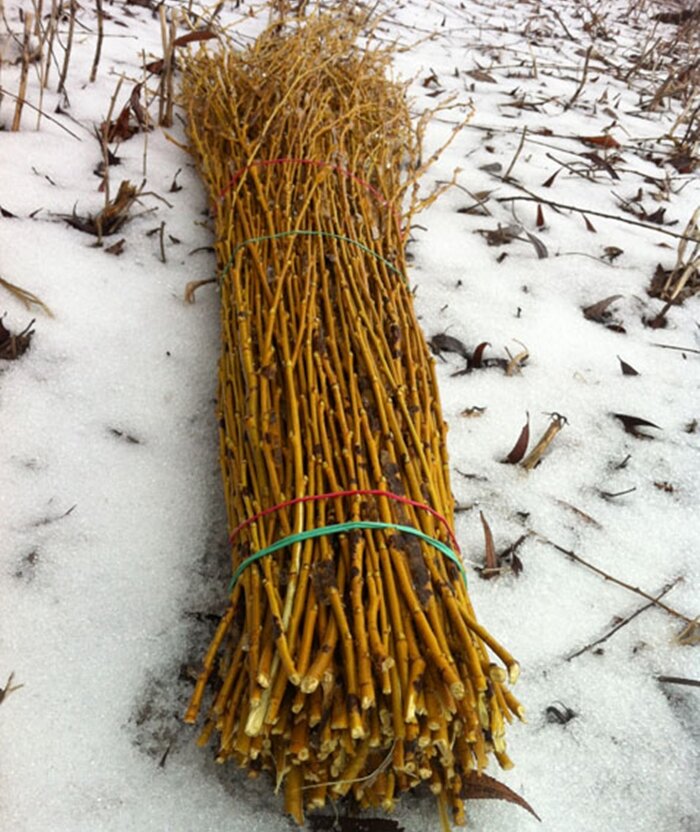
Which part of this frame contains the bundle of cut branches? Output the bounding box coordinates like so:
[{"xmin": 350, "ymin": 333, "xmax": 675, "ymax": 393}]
[{"xmin": 182, "ymin": 13, "xmax": 523, "ymax": 829}]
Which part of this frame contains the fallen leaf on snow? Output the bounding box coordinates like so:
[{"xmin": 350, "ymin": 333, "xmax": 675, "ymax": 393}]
[
  {"xmin": 467, "ymin": 68, "xmax": 498, "ymax": 83},
  {"xmin": 429, "ymin": 332, "xmax": 470, "ymax": 359},
  {"xmin": 503, "ymin": 414, "xmax": 530, "ymax": 464},
  {"xmin": 578, "ymin": 134, "xmax": 621, "ymax": 149},
  {"xmin": 0, "ymin": 317, "xmax": 34, "ymax": 360},
  {"xmin": 583, "ymin": 294, "xmax": 623, "ymax": 323},
  {"xmin": 461, "ymin": 771, "xmax": 541, "ymax": 821},
  {"xmin": 612, "ymin": 413, "xmax": 661, "ymax": 438},
  {"xmin": 618, "ymin": 356, "xmax": 639, "ymax": 376},
  {"xmin": 479, "ymin": 511, "xmax": 499, "ymax": 579}
]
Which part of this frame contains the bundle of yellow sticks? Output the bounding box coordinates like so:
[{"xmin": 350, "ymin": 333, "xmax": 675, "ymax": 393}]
[{"xmin": 182, "ymin": 13, "xmax": 523, "ymax": 828}]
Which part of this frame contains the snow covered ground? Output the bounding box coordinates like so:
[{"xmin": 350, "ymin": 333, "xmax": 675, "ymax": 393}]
[{"xmin": 1, "ymin": 1, "xmax": 698, "ymax": 830}]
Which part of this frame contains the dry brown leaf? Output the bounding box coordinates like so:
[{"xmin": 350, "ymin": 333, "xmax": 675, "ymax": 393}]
[
  {"xmin": 542, "ymin": 168, "xmax": 561, "ymax": 188},
  {"xmin": 469, "ymin": 341, "xmax": 490, "ymax": 369},
  {"xmin": 536, "ymin": 203, "xmax": 545, "ymax": 228},
  {"xmin": 105, "ymin": 238, "xmax": 126, "ymax": 256},
  {"xmin": 461, "ymin": 405, "xmax": 487, "ymax": 417},
  {"xmin": 580, "ymin": 151, "xmax": 620, "ymax": 180},
  {"xmin": 467, "ymin": 68, "xmax": 497, "ymax": 83},
  {"xmin": 102, "ymin": 105, "xmax": 138, "ymax": 142},
  {"xmin": 582, "ymin": 213, "xmax": 597, "ymax": 233},
  {"xmin": 172, "ymin": 30, "xmax": 216, "ymax": 48},
  {"xmin": 429, "ymin": 332, "xmax": 470, "ymax": 360},
  {"xmin": 147, "ymin": 31, "xmax": 217, "ymax": 74},
  {"xmin": 555, "ymin": 498, "xmax": 602, "ymax": 529},
  {"xmin": 582, "ymin": 294, "xmax": 623, "ymax": 323},
  {"xmin": 0, "ymin": 317, "xmax": 34, "ymax": 360},
  {"xmin": 64, "ymin": 180, "xmax": 139, "ymax": 237},
  {"xmin": 184, "ymin": 278, "xmax": 216, "ymax": 304},
  {"xmin": 479, "ymin": 511, "xmax": 499, "ymax": 578},
  {"xmin": 503, "ymin": 414, "xmax": 530, "ymax": 464},
  {"xmin": 612, "ymin": 413, "xmax": 661, "ymax": 438},
  {"xmin": 618, "ymin": 356, "xmax": 639, "ymax": 376},
  {"xmin": 461, "ymin": 771, "xmax": 541, "ymax": 821},
  {"xmin": 579, "ymin": 134, "xmax": 621, "ymax": 149},
  {"xmin": 478, "ymin": 223, "xmax": 521, "ymax": 246}
]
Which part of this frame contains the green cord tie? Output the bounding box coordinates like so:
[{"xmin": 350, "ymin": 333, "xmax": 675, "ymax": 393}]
[
  {"xmin": 228, "ymin": 520, "xmax": 467, "ymax": 593},
  {"xmin": 220, "ymin": 230, "xmax": 406, "ymax": 283}
]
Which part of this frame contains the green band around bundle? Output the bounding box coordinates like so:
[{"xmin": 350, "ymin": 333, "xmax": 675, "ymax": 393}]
[
  {"xmin": 221, "ymin": 229, "xmax": 406, "ymax": 282},
  {"xmin": 228, "ymin": 520, "xmax": 467, "ymax": 593}
]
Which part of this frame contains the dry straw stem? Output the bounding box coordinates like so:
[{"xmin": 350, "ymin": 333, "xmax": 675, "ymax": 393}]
[
  {"xmin": 57, "ymin": 0, "xmax": 76, "ymax": 96},
  {"xmin": 520, "ymin": 413, "xmax": 566, "ymax": 471},
  {"xmin": 663, "ymin": 207, "xmax": 700, "ymax": 302},
  {"xmin": 181, "ymin": 12, "xmax": 521, "ymax": 829},
  {"xmin": 0, "ymin": 275, "xmax": 52, "ymax": 316},
  {"xmin": 10, "ymin": 11, "xmax": 32, "ymax": 131},
  {"xmin": 90, "ymin": 0, "xmax": 104, "ymax": 83}
]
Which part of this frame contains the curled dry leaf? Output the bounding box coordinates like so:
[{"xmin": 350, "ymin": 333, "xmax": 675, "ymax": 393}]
[
  {"xmin": 129, "ymin": 82, "xmax": 149, "ymax": 129},
  {"xmin": 0, "ymin": 317, "xmax": 34, "ymax": 360},
  {"xmin": 0, "ymin": 275, "xmax": 52, "ymax": 316},
  {"xmin": 172, "ymin": 30, "xmax": 217, "ymax": 49},
  {"xmin": 184, "ymin": 278, "xmax": 216, "ymax": 304},
  {"xmin": 612, "ymin": 413, "xmax": 661, "ymax": 439},
  {"xmin": 603, "ymin": 246, "xmax": 623, "ymax": 262},
  {"xmin": 429, "ymin": 332, "xmax": 470, "ymax": 360},
  {"xmin": 503, "ymin": 413, "xmax": 530, "ymax": 464},
  {"xmin": 145, "ymin": 30, "xmax": 217, "ymax": 74},
  {"xmin": 64, "ymin": 180, "xmax": 139, "ymax": 237},
  {"xmin": 524, "ymin": 230, "xmax": 548, "ymax": 259},
  {"xmin": 469, "ymin": 341, "xmax": 490, "ymax": 369},
  {"xmin": 583, "ymin": 294, "xmax": 623, "ymax": 323},
  {"xmin": 542, "ymin": 167, "xmax": 561, "ymax": 188},
  {"xmin": 545, "ymin": 702, "xmax": 577, "ymax": 725},
  {"xmin": 479, "ymin": 511, "xmax": 499, "ymax": 579},
  {"xmin": 101, "ymin": 86, "xmax": 149, "ymax": 144},
  {"xmin": 461, "ymin": 405, "xmax": 487, "ymax": 417},
  {"xmin": 505, "ymin": 342, "xmax": 529, "ymax": 376},
  {"xmin": 461, "ymin": 771, "xmax": 541, "ymax": 821},
  {"xmin": 499, "ymin": 533, "xmax": 530, "ymax": 577}
]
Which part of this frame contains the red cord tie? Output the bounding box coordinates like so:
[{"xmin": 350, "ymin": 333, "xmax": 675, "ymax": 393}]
[{"xmin": 229, "ymin": 488, "xmax": 461, "ymax": 556}]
